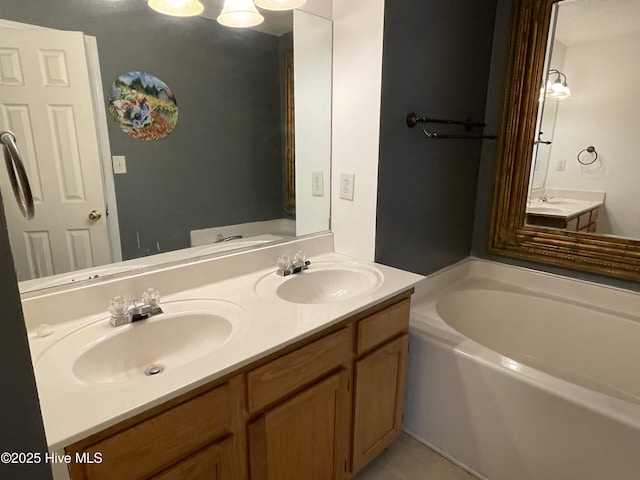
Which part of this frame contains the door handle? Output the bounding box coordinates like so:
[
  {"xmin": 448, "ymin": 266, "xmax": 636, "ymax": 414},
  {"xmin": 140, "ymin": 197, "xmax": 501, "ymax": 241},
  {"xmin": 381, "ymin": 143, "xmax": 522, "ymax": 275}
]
[{"xmin": 88, "ymin": 209, "xmax": 102, "ymax": 221}]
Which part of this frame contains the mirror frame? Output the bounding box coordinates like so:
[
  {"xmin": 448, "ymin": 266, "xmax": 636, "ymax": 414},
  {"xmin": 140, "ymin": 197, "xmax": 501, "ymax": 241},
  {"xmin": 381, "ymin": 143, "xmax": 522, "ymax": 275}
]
[{"xmin": 488, "ymin": 0, "xmax": 640, "ymax": 282}]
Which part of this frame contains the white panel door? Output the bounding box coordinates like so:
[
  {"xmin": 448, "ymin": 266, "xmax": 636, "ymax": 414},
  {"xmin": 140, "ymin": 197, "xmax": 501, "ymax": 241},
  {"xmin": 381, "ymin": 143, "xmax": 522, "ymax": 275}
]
[{"xmin": 0, "ymin": 27, "xmax": 111, "ymax": 281}]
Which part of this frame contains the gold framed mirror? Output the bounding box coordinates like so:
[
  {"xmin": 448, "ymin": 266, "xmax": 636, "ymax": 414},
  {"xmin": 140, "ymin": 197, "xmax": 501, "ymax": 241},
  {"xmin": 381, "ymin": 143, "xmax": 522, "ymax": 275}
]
[{"xmin": 488, "ymin": 0, "xmax": 640, "ymax": 282}]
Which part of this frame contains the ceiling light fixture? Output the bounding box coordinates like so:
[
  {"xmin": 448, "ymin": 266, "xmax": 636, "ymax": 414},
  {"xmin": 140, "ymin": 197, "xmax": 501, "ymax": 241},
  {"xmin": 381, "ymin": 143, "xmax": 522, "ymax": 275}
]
[
  {"xmin": 148, "ymin": 0, "xmax": 204, "ymax": 17},
  {"xmin": 254, "ymin": 0, "xmax": 306, "ymax": 11},
  {"xmin": 217, "ymin": 0, "xmax": 264, "ymax": 28}
]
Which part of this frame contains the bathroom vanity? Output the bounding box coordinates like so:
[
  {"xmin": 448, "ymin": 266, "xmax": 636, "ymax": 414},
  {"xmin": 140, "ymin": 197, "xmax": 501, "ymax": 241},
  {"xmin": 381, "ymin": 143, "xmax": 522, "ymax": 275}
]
[
  {"xmin": 22, "ymin": 234, "xmax": 422, "ymax": 480},
  {"xmin": 64, "ymin": 292, "xmax": 411, "ymax": 479},
  {"xmin": 526, "ymin": 204, "xmax": 600, "ymax": 232},
  {"xmin": 525, "ymin": 189, "xmax": 604, "ymax": 233}
]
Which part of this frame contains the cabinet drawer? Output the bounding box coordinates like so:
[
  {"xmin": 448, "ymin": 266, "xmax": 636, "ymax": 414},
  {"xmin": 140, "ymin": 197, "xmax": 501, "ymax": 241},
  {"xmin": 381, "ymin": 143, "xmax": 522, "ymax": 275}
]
[
  {"xmin": 357, "ymin": 299, "xmax": 410, "ymax": 354},
  {"xmin": 247, "ymin": 327, "xmax": 351, "ymax": 414},
  {"xmin": 68, "ymin": 383, "xmax": 232, "ymax": 480}
]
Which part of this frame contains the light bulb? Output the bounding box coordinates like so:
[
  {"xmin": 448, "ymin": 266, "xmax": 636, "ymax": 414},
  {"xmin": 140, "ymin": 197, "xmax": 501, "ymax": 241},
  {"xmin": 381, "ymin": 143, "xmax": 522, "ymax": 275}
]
[
  {"xmin": 217, "ymin": 0, "xmax": 264, "ymax": 27},
  {"xmin": 551, "ymin": 80, "xmax": 564, "ymax": 94},
  {"xmin": 148, "ymin": 0, "xmax": 204, "ymax": 17},
  {"xmin": 254, "ymin": 0, "xmax": 306, "ymax": 11}
]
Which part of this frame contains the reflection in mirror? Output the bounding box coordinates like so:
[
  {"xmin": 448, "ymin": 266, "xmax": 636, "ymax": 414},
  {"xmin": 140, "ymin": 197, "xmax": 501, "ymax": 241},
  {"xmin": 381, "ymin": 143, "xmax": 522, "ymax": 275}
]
[
  {"xmin": 526, "ymin": 0, "xmax": 640, "ymax": 239},
  {"xmin": 0, "ymin": 0, "xmax": 332, "ymax": 293},
  {"xmin": 488, "ymin": 0, "xmax": 640, "ymax": 281}
]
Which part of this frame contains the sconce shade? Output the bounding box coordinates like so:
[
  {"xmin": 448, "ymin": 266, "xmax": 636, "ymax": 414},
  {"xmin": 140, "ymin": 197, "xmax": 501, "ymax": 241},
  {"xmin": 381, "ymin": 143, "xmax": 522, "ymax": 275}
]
[
  {"xmin": 254, "ymin": 0, "xmax": 306, "ymax": 10},
  {"xmin": 217, "ymin": 0, "xmax": 265, "ymax": 27},
  {"xmin": 148, "ymin": 0, "xmax": 204, "ymax": 17},
  {"xmin": 544, "ymin": 69, "xmax": 572, "ymax": 99}
]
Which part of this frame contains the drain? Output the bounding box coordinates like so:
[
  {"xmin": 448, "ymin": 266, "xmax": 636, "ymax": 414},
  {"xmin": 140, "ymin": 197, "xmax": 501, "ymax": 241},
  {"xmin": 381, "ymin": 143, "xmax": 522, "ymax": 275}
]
[{"xmin": 145, "ymin": 365, "xmax": 164, "ymax": 376}]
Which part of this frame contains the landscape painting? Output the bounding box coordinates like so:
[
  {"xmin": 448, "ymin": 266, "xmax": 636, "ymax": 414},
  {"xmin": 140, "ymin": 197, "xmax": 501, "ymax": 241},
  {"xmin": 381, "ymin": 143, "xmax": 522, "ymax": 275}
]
[{"xmin": 108, "ymin": 71, "xmax": 179, "ymax": 141}]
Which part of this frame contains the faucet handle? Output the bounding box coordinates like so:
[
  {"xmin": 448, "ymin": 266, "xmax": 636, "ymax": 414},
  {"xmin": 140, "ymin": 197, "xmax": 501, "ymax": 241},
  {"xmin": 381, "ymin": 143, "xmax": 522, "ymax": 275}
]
[
  {"xmin": 108, "ymin": 296, "xmax": 129, "ymax": 316},
  {"xmin": 293, "ymin": 251, "xmax": 307, "ymax": 267},
  {"xmin": 142, "ymin": 288, "xmax": 160, "ymax": 307},
  {"xmin": 277, "ymin": 255, "xmax": 292, "ymax": 276},
  {"xmin": 109, "ymin": 296, "xmax": 130, "ymax": 327}
]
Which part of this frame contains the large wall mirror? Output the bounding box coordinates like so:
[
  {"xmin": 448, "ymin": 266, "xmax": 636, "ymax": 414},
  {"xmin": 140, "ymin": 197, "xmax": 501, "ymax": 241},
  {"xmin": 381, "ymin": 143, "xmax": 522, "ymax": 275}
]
[
  {"xmin": 489, "ymin": 0, "xmax": 640, "ymax": 281},
  {"xmin": 0, "ymin": 0, "xmax": 332, "ymax": 293}
]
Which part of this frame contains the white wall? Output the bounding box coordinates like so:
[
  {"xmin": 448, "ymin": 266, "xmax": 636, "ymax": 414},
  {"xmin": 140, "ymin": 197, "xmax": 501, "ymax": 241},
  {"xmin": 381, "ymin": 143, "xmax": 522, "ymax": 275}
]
[
  {"xmin": 330, "ymin": 0, "xmax": 385, "ymax": 260},
  {"xmin": 545, "ymin": 33, "xmax": 640, "ymax": 237},
  {"xmin": 299, "ymin": 0, "xmax": 332, "ymax": 19},
  {"xmin": 294, "ymin": 10, "xmax": 332, "ymax": 236}
]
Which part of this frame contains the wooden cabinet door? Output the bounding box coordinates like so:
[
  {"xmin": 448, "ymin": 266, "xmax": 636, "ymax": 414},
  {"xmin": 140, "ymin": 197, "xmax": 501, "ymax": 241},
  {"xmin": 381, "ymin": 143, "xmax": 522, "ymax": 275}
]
[
  {"xmin": 352, "ymin": 334, "xmax": 409, "ymax": 474},
  {"xmin": 152, "ymin": 436, "xmax": 238, "ymax": 480},
  {"xmin": 248, "ymin": 370, "xmax": 350, "ymax": 480}
]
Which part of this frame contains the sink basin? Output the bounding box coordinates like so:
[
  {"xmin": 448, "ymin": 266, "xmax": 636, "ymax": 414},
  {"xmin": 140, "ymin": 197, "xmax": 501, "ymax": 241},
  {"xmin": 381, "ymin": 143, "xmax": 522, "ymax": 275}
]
[
  {"xmin": 35, "ymin": 299, "xmax": 249, "ymax": 388},
  {"xmin": 255, "ymin": 261, "xmax": 383, "ymax": 304}
]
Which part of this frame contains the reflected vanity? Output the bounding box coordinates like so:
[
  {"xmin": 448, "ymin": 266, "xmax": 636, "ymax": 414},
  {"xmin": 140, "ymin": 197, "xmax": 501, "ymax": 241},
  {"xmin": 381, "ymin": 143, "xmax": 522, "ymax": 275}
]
[
  {"xmin": 0, "ymin": 0, "xmax": 332, "ymax": 293},
  {"xmin": 489, "ymin": 0, "xmax": 640, "ymax": 282}
]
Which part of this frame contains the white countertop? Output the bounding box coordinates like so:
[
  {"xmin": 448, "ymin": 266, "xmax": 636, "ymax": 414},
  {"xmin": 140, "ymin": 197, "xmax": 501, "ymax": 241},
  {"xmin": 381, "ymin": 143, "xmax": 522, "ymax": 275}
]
[
  {"xmin": 26, "ymin": 250, "xmax": 423, "ymax": 451},
  {"xmin": 526, "ymin": 189, "xmax": 605, "ymax": 219}
]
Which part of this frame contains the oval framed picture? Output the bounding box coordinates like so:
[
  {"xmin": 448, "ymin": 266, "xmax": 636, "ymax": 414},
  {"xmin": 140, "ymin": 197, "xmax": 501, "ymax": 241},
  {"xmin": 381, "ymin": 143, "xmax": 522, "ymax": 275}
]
[{"xmin": 107, "ymin": 71, "xmax": 178, "ymax": 141}]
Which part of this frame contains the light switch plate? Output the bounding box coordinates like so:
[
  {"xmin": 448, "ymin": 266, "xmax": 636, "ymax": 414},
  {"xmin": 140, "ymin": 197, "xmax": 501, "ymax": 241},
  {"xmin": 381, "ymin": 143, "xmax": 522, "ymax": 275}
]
[
  {"xmin": 340, "ymin": 173, "xmax": 355, "ymax": 201},
  {"xmin": 112, "ymin": 155, "xmax": 127, "ymax": 174},
  {"xmin": 556, "ymin": 157, "xmax": 566, "ymax": 171},
  {"xmin": 312, "ymin": 171, "xmax": 324, "ymax": 196}
]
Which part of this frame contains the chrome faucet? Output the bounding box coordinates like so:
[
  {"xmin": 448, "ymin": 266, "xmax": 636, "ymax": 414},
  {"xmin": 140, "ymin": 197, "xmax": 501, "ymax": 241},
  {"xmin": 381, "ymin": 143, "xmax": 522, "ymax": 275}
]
[
  {"xmin": 540, "ymin": 193, "xmax": 555, "ymax": 202},
  {"xmin": 215, "ymin": 234, "xmax": 243, "ymax": 243},
  {"xmin": 108, "ymin": 288, "xmax": 163, "ymax": 327},
  {"xmin": 277, "ymin": 251, "xmax": 311, "ymax": 276}
]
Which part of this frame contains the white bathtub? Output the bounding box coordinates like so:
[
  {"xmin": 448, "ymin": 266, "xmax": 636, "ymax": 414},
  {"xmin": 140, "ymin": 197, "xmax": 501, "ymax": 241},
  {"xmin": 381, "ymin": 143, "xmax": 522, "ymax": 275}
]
[{"xmin": 405, "ymin": 258, "xmax": 640, "ymax": 480}]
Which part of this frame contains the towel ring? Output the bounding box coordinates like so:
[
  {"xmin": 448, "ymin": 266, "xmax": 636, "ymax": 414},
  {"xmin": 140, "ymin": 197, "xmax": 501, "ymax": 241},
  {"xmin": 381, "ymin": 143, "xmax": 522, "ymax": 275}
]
[
  {"xmin": 577, "ymin": 145, "xmax": 598, "ymax": 166},
  {"xmin": 1, "ymin": 131, "xmax": 34, "ymax": 219}
]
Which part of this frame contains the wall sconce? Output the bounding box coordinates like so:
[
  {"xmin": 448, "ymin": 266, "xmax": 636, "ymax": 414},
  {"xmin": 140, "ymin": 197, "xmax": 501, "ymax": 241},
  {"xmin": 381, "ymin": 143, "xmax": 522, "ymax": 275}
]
[
  {"xmin": 148, "ymin": 0, "xmax": 204, "ymax": 17},
  {"xmin": 254, "ymin": 0, "xmax": 306, "ymax": 10},
  {"xmin": 217, "ymin": 0, "xmax": 264, "ymax": 27},
  {"xmin": 543, "ymin": 69, "xmax": 572, "ymax": 99}
]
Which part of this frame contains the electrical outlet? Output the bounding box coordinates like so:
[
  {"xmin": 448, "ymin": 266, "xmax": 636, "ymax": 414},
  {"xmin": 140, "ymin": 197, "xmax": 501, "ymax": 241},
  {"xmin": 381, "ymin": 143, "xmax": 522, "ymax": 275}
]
[
  {"xmin": 112, "ymin": 155, "xmax": 127, "ymax": 174},
  {"xmin": 556, "ymin": 157, "xmax": 566, "ymax": 171},
  {"xmin": 312, "ymin": 171, "xmax": 324, "ymax": 196},
  {"xmin": 340, "ymin": 173, "xmax": 355, "ymax": 201}
]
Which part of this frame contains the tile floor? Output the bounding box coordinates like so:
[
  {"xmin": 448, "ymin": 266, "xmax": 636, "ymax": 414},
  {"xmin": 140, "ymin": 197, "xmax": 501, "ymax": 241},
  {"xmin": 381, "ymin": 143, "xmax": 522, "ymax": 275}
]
[{"xmin": 353, "ymin": 433, "xmax": 478, "ymax": 480}]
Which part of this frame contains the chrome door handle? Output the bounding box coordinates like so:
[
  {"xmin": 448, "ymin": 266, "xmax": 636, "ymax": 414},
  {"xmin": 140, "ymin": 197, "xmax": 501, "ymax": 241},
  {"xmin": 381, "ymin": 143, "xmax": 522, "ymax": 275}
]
[{"xmin": 88, "ymin": 209, "xmax": 102, "ymax": 221}]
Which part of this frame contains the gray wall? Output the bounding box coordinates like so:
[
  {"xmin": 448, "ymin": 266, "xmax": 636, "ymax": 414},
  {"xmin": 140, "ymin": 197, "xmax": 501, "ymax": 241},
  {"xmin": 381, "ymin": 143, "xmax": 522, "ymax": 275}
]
[
  {"xmin": 2, "ymin": 0, "xmax": 287, "ymax": 259},
  {"xmin": 0, "ymin": 195, "xmax": 51, "ymax": 479},
  {"xmin": 375, "ymin": 0, "xmax": 498, "ymax": 275},
  {"xmin": 471, "ymin": 0, "xmax": 640, "ymax": 292}
]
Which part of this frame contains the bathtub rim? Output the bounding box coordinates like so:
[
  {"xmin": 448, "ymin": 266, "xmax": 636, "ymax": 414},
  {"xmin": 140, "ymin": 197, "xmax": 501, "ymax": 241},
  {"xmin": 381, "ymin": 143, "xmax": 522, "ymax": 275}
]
[{"xmin": 414, "ymin": 257, "xmax": 640, "ymax": 321}]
